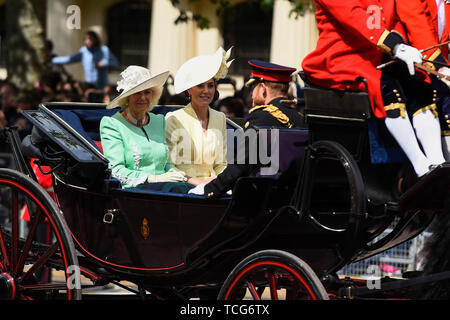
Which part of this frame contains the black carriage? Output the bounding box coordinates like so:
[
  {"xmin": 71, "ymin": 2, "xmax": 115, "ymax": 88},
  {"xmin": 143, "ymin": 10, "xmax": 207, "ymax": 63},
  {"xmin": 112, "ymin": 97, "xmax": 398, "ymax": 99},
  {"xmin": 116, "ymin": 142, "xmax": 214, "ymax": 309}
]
[{"xmin": 0, "ymin": 79, "xmax": 449, "ymax": 300}]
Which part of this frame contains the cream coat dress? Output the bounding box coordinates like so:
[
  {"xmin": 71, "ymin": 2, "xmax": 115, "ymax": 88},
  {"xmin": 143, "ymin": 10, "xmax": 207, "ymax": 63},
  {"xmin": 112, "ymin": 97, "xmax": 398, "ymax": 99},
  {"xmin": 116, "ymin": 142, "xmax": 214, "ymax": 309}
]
[{"xmin": 165, "ymin": 103, "xmax": 227, "ymax": 180}]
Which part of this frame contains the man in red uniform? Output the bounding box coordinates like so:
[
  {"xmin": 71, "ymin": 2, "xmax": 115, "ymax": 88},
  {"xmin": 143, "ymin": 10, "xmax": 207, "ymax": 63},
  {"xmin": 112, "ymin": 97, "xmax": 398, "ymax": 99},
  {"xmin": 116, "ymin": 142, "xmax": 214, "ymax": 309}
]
[
  {"xmin": 302, "ymin": 0, "xmax": 446, "ymax": 177},
  {"xmin": 397, "ymin": 0, "xmax": 449, "ymax": 66},
  {"xmin": 395, "ymin": 0, "xmax": 450, "ymax": 161}
]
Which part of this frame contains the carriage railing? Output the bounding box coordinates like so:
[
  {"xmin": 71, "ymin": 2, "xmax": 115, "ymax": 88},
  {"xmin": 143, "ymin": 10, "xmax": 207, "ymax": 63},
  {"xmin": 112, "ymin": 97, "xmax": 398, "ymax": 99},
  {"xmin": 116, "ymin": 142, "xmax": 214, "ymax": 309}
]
[{"xmin": 0, "ymin": 127, "xmax": 36, "ymax": 181}]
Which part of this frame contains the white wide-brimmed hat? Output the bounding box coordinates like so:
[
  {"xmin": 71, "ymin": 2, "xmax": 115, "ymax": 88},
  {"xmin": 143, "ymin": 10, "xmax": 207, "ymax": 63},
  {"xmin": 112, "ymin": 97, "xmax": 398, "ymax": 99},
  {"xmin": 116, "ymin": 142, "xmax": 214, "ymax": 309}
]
[
  {"xmin": 106, "ymin": 65, "xmax": 170, "ymax": 109},
  {"xmin": 174, "ymin": 47, "xmax": 233, "ymax": 94}
]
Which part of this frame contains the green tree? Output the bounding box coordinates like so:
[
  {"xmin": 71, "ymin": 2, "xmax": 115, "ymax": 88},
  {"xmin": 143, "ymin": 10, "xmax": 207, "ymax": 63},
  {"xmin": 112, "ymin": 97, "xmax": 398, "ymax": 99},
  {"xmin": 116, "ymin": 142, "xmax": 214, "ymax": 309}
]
[
  {"xmin": 170, "ymin": 0, "xmax": 310, "ymax": 29},
  {"xmin": 5, "ymin": 0, "xmax": 47, "ymax": 91}
]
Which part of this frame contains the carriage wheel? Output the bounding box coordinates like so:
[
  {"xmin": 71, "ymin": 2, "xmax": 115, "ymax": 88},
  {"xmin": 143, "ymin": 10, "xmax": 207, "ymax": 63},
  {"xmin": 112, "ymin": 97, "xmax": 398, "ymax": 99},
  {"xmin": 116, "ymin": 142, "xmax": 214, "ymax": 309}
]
[
  {"xmin": 218, "ymin": 250, "xmax": 329, "ymax": 300},
  {"xmin": 0, "ymin": 168, "xmax": 81, "ymax": 300}
]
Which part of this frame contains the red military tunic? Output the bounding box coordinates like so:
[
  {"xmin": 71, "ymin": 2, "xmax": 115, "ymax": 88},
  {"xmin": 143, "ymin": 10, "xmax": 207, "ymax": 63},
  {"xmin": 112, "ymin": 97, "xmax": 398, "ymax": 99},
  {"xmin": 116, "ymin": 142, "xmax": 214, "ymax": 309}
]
[
  {"xmin": 396, "ymin": 0, "xmax": 450, "ymax": 66},
  {"xmin": 302, "ymin": 1, "xmax": 407, "ymax": 118}
]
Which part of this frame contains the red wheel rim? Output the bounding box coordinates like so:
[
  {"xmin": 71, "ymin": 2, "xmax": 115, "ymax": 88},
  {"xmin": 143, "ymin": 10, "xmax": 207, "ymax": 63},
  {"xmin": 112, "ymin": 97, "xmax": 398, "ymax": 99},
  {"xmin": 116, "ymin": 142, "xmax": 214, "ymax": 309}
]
[
  {"xmin": 0, "ymin": 178, "xmax": 75, "ymax": 300},
  {"xmin": 224, "ymin": 260, "xmax": 318, "ymax": 300}
]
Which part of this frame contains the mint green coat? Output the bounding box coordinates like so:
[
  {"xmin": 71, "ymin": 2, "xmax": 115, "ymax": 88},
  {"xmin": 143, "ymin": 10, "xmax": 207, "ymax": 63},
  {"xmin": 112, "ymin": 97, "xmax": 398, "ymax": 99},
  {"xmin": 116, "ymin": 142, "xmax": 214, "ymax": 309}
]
[{"xmin": 100, "ymin": 111, "xmax": 174, "ymax": 188}]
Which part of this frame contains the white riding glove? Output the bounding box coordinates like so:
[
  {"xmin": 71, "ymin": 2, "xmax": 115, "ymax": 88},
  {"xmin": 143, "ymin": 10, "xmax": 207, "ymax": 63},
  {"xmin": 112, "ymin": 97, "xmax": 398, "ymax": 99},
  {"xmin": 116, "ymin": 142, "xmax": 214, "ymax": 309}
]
[
  {"xmin": 393, "ymin": 44, "xmax": 422, "ymax": 76},
  {"xmin": 438, "ymin": 67, "xmax": 450, "ymax": 87},
  {"xmin": 147, "ymin": 169, "xmax": 186, "ymax": 183},
  {"xmin": 188, "ymin": 184, "xmax": 206, "ymax": 195}
]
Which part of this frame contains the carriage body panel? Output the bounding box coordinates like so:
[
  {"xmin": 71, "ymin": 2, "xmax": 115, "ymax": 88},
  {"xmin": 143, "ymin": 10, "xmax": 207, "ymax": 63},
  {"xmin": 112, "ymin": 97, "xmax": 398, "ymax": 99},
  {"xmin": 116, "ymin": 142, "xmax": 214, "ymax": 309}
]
[{"xmin": 53, "ymin": 173, "xmax": 228, "ymax": 272}]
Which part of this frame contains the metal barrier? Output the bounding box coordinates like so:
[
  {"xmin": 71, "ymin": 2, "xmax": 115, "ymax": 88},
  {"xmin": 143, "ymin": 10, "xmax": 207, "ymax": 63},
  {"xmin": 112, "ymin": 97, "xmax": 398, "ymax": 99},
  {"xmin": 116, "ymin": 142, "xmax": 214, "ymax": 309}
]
[{"xmin": 338, "ymin": 225, "xmax": 432, "ymax": 279}]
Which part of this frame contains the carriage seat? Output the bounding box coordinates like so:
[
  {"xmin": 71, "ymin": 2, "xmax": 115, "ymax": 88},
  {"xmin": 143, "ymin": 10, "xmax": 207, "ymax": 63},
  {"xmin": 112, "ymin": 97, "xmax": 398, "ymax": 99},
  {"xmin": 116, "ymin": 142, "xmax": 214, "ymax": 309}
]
[
  {"xmin": 252, "ymin": 126, "xmax": 308, "ymax": 179},
  {"xmin": 52, "ymin": 108, "xmax": 115, "ymax": 153},
  {"xmin": 52, "ymin": 105, "xmax": 240, "ymax": 154},
  {"xmin": 52, "ymin": 106, "xmax": 187, "ymax": 153},
  {"xmin": 49, "ymin": 105, "xmax": 240, "ymax": 198},
  {"xmin": 303, "ymin": 86, "xmax": 372, "ymax": 121},
  {"xmin": 299, "ymin": 72, "xmax": 408, "ymax": 164},
  {"xmin": 299, "ymin": 72, "xmax": 372, "ymax": 121},
  {"xmin": 237, "ymin": 126, "xmax": 309, "ymax": 205}
]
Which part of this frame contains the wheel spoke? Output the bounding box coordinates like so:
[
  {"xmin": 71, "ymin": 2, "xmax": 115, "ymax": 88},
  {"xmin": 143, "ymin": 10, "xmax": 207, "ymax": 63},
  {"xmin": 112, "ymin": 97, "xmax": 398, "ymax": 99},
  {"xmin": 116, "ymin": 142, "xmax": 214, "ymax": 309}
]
[
  {"xmin": 256, "ymin": 286, "xmax": 265, "ymax": 297},
  {"xmin": 246, "ymin": 280, "xmax": 261, "ymax": 300},
  {"xmin": 21, "ymin": 242, "xmax": 58, "ymax": 281},
  {"xmin": 0, "ymin": 227, "xmax": 10, "ymax": 269},
  {"xmin": 268, "ymin": 271, "xmax": 278, "ymax": 300},
  {"xmin": 287, "ymin": 281, "xmax": 300, "ymax": 300},
  {"xmin": 19, "ymin": 294, "xmax": 33, "ymax": 300},
  {"xmin": 220, "ymin": 251, "xmax": 328, "ymax": 301},
  {"xmin": 0, "ymin": 169, "xmax": 81, "ymax": 300},
  {"xmin": 11, "ymin": 189, "xmax": 19, "ymax": 271},
  {"xmin": 15, "ymin": 209, "xmax": 43, "ymax": 275},
  {"xmin": 20, "ymin": 282, "xmax": 69, "ymax": 291}
]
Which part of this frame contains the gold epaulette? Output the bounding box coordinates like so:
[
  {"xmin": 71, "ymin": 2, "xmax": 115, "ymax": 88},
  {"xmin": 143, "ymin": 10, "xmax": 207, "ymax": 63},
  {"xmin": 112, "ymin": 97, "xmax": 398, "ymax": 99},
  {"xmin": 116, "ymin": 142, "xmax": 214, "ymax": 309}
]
[
  {"xmin": 248, "ymin": 105, "xmax": 268, "ymax": 114},
  {"xmin": 263, "ymin": 105, "xmax": 292, "ymax": 127},
  {"xmin": 248, "ymin": 104, "xmax": 293, "ymax": 128}
]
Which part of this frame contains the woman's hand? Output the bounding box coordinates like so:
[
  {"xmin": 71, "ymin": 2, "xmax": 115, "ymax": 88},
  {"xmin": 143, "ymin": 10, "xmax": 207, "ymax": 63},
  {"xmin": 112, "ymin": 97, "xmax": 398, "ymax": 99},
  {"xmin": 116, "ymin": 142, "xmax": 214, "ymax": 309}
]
[
  {"xmin": 186, "ymin": 176, "xmax": 216, "ymax": 186},
  {"xmin": 147, "ymin": 169, "xmax": 187, "ymax": 183}
]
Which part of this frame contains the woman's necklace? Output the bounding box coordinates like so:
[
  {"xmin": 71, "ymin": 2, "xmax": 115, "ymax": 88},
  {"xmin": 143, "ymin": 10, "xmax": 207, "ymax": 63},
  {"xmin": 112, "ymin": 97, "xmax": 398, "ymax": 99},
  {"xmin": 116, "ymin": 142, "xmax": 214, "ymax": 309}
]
[{"xmin": 125, "ymin": 110, "xmax": 148, "ymax": 127}]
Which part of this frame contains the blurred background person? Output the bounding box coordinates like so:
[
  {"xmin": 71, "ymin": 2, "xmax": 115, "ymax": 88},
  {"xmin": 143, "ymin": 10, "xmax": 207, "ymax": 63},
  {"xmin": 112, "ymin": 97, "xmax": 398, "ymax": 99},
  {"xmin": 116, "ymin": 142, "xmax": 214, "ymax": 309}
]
[
  {"xmin": 217, "ymin": 96, "xmax": 245, "ymax": 118},
  {"xmin": 51, "ymin": 30, "xmax": 119, "ymax": 90}
]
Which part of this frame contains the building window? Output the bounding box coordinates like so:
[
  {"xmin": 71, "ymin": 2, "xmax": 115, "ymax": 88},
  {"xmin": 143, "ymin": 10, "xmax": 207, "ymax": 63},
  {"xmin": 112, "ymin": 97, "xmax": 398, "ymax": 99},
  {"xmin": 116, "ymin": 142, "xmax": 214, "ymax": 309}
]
[
  {"xmin": 222, "ymin": 1, "xmax": 273, "ymax": 76},
  {"xmin": 107, "ymin": 1, "xmax": 151, "ymax": 68}
]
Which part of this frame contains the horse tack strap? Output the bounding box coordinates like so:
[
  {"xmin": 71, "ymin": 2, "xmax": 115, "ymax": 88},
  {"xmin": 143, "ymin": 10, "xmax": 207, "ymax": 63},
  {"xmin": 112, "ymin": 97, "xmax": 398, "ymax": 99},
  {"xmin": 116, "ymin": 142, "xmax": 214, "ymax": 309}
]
[{"xmin": 338, "ymin": 270, "xmax": 450, "ymax": 298}]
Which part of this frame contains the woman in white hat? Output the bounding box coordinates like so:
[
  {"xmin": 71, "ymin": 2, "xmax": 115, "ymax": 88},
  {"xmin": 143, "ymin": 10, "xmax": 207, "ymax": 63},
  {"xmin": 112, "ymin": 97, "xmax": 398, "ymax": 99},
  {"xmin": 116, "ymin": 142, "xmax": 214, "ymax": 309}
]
[
  {"xmin": 100, "ymin": 65, "xmax": 189, "ymax": 191},
  {"xmin": 165, "ymin": 47, "xmax": 233, "ymax": 186}
]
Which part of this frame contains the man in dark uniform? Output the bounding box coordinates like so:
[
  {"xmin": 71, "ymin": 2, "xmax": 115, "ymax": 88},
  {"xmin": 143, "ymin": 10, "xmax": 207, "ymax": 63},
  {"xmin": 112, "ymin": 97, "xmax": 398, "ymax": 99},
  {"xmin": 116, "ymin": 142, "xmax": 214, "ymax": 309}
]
[
  {"xmin": 188, "ymin": 60, "xmax": 306, "ymax": 197},
  {"xmin": 243, "ymin": 60, "xmax": 306, "ymax": 129}
]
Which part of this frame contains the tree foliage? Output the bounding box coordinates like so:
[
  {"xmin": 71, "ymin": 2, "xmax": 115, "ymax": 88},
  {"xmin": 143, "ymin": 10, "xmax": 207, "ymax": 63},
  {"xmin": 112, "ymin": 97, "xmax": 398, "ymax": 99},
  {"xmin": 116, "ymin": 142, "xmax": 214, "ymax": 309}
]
[
  {"xmin": 5, "ymin": 0, "xmax": 47, "ymax": 91},
  {"xmin": 170, "ymin": 0, "xmax": 309, "ymax": 29}
]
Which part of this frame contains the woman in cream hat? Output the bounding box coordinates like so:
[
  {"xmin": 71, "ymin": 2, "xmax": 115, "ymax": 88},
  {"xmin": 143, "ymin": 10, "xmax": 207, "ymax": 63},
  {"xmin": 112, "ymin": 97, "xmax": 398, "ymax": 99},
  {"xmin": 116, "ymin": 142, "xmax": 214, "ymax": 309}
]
[
  {"xmin": 100, "ymin": 65, "xmax": 189, "ymax": 191},
  {"xmin": 165, "ymin": 47, "xmax": 233, "ymax": 186}
]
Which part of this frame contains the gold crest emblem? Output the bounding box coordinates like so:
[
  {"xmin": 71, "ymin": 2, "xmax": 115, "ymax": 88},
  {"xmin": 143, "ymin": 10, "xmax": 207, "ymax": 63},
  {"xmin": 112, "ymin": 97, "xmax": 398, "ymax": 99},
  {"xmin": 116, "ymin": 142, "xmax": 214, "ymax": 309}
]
[{"xmin": 141, "ymin": 218, "xmax": 150, "ymax": 240}]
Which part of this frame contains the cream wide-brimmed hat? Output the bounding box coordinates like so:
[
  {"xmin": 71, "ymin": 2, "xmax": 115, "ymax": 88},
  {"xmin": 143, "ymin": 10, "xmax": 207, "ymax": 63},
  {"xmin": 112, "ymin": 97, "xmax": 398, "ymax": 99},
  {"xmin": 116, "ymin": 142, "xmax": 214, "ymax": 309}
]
[
  {"xmin": 174, "ymin": 47, "xmax": 233, "ymax": 94},
  {"xmin": 106, "ymin": 65, "xmax": 170, "ymax": 110}
]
